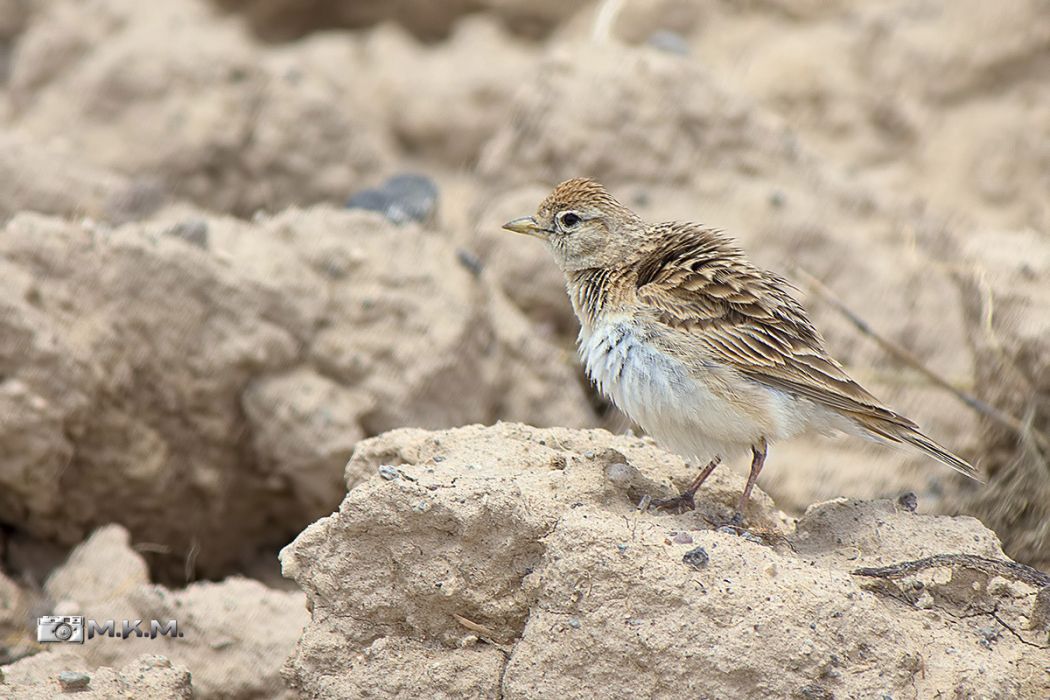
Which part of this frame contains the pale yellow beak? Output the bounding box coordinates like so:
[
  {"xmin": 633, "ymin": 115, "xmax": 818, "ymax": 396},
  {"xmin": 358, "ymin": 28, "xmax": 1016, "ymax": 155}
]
[{"xmin": 502, "ymin": 216, "xmax": 549, "ymax": 238}]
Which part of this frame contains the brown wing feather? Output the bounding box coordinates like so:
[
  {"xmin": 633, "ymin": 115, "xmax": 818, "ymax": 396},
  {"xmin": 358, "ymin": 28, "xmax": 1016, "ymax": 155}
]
[
  {"xmin": 633, "ymin": 223, "xmax": 982, "ymax": 481},
  {"xmin": 634, "ymin": 223, "xmax": 917, "ymax": 430}
]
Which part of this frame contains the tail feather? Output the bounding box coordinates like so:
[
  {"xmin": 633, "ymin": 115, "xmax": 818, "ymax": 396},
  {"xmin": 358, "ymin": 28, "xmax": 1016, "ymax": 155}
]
[
  {"xmin": 865, "ymin": 420, "xmax": 983, "ymax": 482},
  {"xmin": 902, "ymin": 431, "xmax": 983, "ymax": 481}
]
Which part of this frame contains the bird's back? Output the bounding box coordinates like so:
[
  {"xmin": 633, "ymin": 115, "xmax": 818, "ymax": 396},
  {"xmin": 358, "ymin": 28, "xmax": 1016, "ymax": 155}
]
[{"xmin": 571, "ymin": 220, "xmax": 980, "ymax": 479}]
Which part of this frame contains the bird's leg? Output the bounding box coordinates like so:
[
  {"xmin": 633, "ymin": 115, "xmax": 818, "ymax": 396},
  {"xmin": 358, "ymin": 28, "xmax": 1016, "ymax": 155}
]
[
  {"xmin": 730, "ymin": 438, "xmax": 768, "ymax": 525},
  {"xmin": 651, "ymin": 456, "xmax": 722, "ymax": 512}
]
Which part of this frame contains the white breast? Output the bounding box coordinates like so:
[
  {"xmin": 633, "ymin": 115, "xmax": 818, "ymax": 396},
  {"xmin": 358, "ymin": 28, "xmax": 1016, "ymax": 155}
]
[{"xmin": 578, "ymin": 319, "xmax": 813, "ymax": 461}]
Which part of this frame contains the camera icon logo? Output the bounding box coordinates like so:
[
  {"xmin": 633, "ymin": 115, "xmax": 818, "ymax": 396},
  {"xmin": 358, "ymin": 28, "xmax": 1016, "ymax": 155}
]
[{"xmin": 37, "ymin": 615, "xmax": 85, "ymax": 644}]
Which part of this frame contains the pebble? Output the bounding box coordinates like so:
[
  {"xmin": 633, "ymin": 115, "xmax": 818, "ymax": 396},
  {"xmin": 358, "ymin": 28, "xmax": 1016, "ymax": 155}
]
[
  {"xmin": 647, "ymin": 30, "xmax": 690, "ymax": 55},
  {"xmin": 58, "ymin": 671, "xmax": 90, "ymax": 692},
  {"xmin": 346, "ymin": 173, "xmax": 439, "ymax": 225},
  {"xmin": 456, "ymin": 248, "xmax": 484, "ymax": 276},
  {"xmin": 377, "ymin": 465, "xmax": 401, "ymax": 481},
  {"xmin": 604, "ymin": 462, "xmax": 634, "ymax": 485},
  {"xmin": 897, "ymin": 492, "xmax": 918, "ymax": 512},
  {"xmin": 672, "ymin": 532, "xmax": 693, "ymax": 545},
  {"xmin": 683, "ymin": 546, "xmax": 709, "ymax": 570},
  {"xmin": 717, "ymin": 525, "xmax": 764, "ymax": 545},
  {"xmin": 165, "ymin": 219, "xmax": 209, "ymax": 249}
]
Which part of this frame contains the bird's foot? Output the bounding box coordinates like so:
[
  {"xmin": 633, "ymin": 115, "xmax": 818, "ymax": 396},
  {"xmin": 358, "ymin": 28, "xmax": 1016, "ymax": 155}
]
[{"xmin": 649, "ymin": 491, "xmax": 697, "ymax": 513}]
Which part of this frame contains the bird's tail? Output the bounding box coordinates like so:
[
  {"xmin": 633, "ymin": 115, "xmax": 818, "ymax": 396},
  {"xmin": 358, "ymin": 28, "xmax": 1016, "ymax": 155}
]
[
  {"xmin": 900, "ymin": 429, "xmax": 982, "ymax": 481},
  {"xmin": 864, "ymin": 418, "xmax": 983, "ymax": 482}
]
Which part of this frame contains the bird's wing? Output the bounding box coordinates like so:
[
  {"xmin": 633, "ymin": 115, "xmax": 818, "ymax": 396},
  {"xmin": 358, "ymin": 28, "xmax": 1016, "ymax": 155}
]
[{"xmin": 634, "ymin": 223, "xmax": 917, "ymax": 430}]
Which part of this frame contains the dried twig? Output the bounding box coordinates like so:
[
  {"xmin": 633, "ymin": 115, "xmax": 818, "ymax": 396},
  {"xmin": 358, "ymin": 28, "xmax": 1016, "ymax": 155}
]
[
  {"xmin": 453, "ymin": 613, "xmax": 496, "ymax": 638},
  {"xmin": 853, "ymin": 553, "xmax": 1050, "ymax": 589},
  {"xmin": 452, "ymin": 613, "xmax": 514, "ymax": 654}
]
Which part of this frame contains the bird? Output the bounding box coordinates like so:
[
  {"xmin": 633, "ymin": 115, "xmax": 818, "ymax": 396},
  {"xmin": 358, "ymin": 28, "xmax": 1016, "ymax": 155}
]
[{"xmin": 503, "ymin": 177, "xmax": 981, "ymax": 521}]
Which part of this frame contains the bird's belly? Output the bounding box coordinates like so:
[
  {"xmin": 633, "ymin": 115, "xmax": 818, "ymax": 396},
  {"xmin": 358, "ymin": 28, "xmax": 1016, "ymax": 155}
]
[{"xmin": 579, "ymin": 321, "xmax": 788, "ymax": 459}]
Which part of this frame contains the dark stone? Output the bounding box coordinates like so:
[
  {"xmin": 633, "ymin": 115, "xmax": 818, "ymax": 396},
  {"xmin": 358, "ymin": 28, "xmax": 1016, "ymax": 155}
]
[
  {"xmin": 165, "ymin": 219, "xmax": 210, "ymax": 249},
  {"xmin": 682, "ymin": 545, "xmax": 709, "ymax": 570},
  {"xmin": 347, "ymin": 173, "xmax": 439, "ymax": 226},
  {"xmin": 58, "ymin": 671, "xmax": 90, "ymax": 692}
]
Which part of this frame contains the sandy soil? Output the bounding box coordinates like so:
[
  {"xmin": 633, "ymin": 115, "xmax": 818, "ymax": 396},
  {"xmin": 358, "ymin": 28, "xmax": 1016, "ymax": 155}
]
[{"xmin": 0, "ymin": 0, "xmax": 1047, "ymax": 696}]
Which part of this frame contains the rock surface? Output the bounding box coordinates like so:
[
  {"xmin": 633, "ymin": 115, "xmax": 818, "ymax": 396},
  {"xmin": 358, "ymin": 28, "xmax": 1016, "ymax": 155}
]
[
  {"xmin": 2, "ymin": 652, "xmax": 193, "ymax": 699},
  {"xmin": 0, "ymin": 207, "xmax": 593, "ymax": 578},
  {"xmin": 211, "ymin": 0, "xmax": 591, "ymax": 41},
  {"xmin": 0, "ymin": 134, "xmax": 164, "ymax": 224},
  {"xmin": 283, "ymin": 424, "xmax": 1050, "ymax": 699},
  {"xmin": 0, "ymin": 567, "xmax": 36, "ymax": 666},
  {"xmin": 6, "ymin": 0, "xmax": 393, "ymax": 216},
  {"xmin": 1, "ymin": 0, "xmax": 1049, "ymax": 696},
  {"xmin": 1, "ymin": 524, "xmax": 307, "ymax": 699}
]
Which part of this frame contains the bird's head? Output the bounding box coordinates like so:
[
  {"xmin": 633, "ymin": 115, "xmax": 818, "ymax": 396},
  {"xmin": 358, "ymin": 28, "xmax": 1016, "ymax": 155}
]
[{"xmin": 502, "ymin": 178, "xmax": 645, "ymax": 272}]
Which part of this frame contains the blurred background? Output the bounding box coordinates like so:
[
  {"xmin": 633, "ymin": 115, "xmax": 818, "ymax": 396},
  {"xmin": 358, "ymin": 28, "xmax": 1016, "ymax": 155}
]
[{"xmin": 0, "ymin": 0, "xmax": 1047, "ymax": 694}]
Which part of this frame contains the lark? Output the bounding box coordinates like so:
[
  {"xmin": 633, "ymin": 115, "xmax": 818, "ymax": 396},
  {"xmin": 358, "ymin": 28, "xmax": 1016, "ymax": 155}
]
[{"xmin": 504, "ymin": 178, "xmax": 980, "ymax": 520}]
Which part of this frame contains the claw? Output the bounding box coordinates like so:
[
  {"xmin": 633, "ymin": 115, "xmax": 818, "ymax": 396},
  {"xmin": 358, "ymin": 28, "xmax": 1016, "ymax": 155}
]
[{"xmin": 650, "ymin": 492, "xmax": 697, "ymax": 512}]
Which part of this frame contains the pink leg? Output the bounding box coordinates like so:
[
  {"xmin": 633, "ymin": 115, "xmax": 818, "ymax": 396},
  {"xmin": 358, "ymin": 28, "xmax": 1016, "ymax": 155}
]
[
  {"xmin": 652, "ymin": 455, "xmax": 722, "ymax": 511},
  {"xmin": 735, "ymin": 438, "xmax": 768, "ymax": 517}
]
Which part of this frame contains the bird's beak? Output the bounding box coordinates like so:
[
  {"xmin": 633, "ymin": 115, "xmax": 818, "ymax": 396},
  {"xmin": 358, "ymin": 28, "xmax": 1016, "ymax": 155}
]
[{"xmin": 502, "ymin": 216, "xmax": 548, "ymax": 238}]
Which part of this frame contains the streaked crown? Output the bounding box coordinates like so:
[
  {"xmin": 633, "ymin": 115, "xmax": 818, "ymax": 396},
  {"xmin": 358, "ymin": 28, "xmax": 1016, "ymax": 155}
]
[{"xmin": 538, "ymin": 178, "xmax": 630, "ymax": 219}]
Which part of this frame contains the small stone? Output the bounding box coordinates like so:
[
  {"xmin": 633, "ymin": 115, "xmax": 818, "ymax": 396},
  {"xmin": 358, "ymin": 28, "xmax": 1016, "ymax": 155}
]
[
  {"xmin": 346, "ymin": 173, "xmax": 439, "ymax": 226},
  {"xmin": 140, "ymin": 656, "xmax": 172, "ymax": 670},
  {"xmin": 672, "ymin": 532, "xmax": 693, "ymax": 545},
  {"xmin": 378, "ymin": 465, "xmax": 401, "ymax": 481},
  {"xmin": 897, "ymin": 492, "xmax": 918, "ymax": 512},
  {"xmin": 683, "ymin": 546, "xmax": 709, "ymax": 570},
  {"xmin": 456, "ymin": 248, "xmax": 484, "ymax": 277},
  {"xmin": 165, "ymin": 219, "xmax": 209, "ymax": 249},
  {"xmin": 978, "ymin": 625, "xmax": 1001, "ymax": 646},
  {"xmin": 605, "ymin": 462, "xmax": 634, "ymax": 485},
  {"xmin": 739, "ymin": 531, "xmax": 764, "ymax": 545},
  {"xmin": 718, "ymin": 525, "xmax": 763, "ymax": 545},
  {"xmin": 58, "ymin": 671, "xmax": 90, "ymax": 691},
  {"xmin": 568, "ymin": 617, "xmax": 581, "ymax": 629},
  {"xmin": 799, "ymin": 684, "xmax": 833, "ymax": 700},
  {"xmin": 647, "ymin": 30, "xmax": 690, "ymax": 55}
]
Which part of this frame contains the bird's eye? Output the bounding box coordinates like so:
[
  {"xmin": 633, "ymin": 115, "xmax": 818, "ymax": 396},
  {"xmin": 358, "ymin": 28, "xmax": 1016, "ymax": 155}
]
[{"xmin": 558, "ymin": 212, "xmax": 582, "ymax": 229}]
